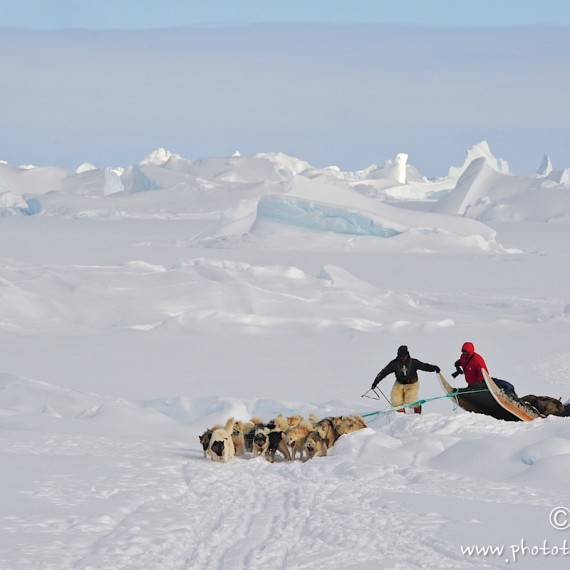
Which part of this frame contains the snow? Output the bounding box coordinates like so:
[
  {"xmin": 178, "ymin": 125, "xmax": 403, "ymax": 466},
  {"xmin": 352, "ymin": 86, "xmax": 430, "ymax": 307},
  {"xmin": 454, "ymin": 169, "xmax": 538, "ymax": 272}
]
[
  {"xmin": 1, "ymin": 141, "xmax": 570, "ymax": 569},
  {"xmin": 432, "ymin": 157, "xmax": 570, "ymax": 222},
  {"xmin": 448, "ymin": 141, "xmax": 511, "ymax": 178},
  {"xmin": 537, "ymin": 154, "xmax": 553, "ymax": 177}
]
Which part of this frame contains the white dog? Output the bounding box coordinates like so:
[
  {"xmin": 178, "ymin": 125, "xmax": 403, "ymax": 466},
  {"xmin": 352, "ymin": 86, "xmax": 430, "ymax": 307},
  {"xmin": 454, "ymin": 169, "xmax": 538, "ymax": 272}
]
[{"xmin": 207, "ymin": 417, "xmax": 236, "ymax": 462}]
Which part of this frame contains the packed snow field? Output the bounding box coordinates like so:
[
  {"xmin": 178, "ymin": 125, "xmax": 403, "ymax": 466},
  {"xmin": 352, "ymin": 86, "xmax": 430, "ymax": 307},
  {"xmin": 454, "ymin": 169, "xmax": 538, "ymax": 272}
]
[{"xmin": 1, "ymin": 142, "xmax": 570, "ymax": 569}]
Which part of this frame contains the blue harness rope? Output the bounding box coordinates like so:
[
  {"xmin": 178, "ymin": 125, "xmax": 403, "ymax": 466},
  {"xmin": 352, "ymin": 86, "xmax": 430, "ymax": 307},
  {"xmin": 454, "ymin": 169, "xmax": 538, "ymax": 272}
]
[{"xmin": 361, "ymin": 389, "xmax": 490, "ymax": 418}]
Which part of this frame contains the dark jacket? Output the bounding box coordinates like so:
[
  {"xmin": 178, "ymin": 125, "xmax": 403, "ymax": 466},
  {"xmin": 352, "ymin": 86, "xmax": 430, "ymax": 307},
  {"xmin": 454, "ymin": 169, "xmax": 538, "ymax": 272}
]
[{"xmin": 373, "ymin": 356, "xmax": 438, "ymax": 387}]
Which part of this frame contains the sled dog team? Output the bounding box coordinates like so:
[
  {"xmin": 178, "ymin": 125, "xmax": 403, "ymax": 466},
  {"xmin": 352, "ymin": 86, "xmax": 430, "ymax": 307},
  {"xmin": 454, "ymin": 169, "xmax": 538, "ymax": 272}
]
[{"xmin": 199, "ymin": 413, "xmax": 367, "ymax": 463}]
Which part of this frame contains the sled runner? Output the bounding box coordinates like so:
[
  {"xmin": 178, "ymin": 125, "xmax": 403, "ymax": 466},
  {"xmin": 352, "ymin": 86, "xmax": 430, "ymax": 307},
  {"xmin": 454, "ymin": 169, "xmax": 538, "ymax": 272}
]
[{"xmin": 482, "ymin": 370, "xmax": 540, "ymax": 422}]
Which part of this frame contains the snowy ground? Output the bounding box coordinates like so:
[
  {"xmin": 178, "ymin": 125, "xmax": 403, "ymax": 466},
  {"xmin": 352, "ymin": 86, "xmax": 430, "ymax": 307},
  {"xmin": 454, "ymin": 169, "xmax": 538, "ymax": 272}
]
[{"xmin": 1, "ymin": 146, "xmax": 570, "ymax": 569}]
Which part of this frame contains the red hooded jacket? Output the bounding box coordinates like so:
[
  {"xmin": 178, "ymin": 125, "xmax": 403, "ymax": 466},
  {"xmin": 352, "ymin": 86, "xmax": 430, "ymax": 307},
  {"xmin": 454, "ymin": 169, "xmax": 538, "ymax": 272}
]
[{"xmin": 458, "ymin": 342, "xmax": 488, "ymax": 385}]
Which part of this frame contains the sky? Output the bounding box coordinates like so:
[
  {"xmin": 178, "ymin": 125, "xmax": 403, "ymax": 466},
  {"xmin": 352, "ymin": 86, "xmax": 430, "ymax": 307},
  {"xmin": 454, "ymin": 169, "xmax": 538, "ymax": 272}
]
[
  {"xmin": 3, "ymin": 0, "xmax": 570, "ymax": 28},
  {"xmin": 1, "ymin": 1, "xmax": 570, "ymax": 177}
]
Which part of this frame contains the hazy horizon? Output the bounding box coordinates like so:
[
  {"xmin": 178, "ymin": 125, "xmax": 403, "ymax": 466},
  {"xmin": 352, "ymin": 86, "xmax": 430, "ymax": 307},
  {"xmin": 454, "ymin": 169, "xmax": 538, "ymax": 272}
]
[{"xmin": 1, "ymin": 23, "xmax": 569, "ymax": 177}]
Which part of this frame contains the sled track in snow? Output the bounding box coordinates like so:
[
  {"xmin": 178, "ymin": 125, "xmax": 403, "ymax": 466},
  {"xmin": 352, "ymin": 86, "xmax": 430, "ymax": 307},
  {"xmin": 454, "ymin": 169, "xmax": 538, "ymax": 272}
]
[
  {"xmin": 3, "ymin": 431, "xmax": 561, "ymax": 569},
  {"xmin": 70, "ymin": 451, "xmax": 471, "ymax": 569}
]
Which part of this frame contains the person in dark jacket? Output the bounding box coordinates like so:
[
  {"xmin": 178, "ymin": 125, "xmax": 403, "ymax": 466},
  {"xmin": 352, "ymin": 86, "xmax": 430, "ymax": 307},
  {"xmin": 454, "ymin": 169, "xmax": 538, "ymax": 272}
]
[
  {"xmin": 454, "ymin": 342, "xmax": 489, "ymax": 385},
  {"xmin": 371, "ymin": 345, "xmax": 440, "ymax": 414}
]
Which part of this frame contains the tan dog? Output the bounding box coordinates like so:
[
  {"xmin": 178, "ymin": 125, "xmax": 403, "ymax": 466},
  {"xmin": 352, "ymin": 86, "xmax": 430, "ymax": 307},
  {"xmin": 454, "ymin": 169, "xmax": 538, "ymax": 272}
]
[
  {"xmin": 332, "ymin": 415, "xmax": 367, "ymax": 436},
  {"xmin": 207, "ymin": 417, "xmax": 236, "ymax": 462},
  {"xmin": 307, "ymin": 413, "xmax": 319, "ymax": 424},
  {"xmin": 273, "ymin": 416, "xmax": 289, "ymax": 432},
  {"xmin": 286, "ymin": 414, "xmax": 304, "ymax": 428},
  {"xmin": 231, "ymin": 420, "xmax": 246, "ymax": 456},
  {"xmin": 275, "ymin": 413, "xmax": 318, "ymax": 428},
  {"xmin": 315, "ymin": 417, "xmax": 339, "ymax": 449},
  {"xmin": 285, "ymin": 420, "xmax": 314, "ymax": 461},
  {"xmin": 303, "ymin": 430, "xmax": 328, "ymax": 460}
]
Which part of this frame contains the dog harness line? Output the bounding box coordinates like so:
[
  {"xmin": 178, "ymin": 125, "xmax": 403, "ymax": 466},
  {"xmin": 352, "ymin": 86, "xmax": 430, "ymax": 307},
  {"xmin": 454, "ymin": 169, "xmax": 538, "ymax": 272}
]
[{"xmin": 361, "ymin": 389, "xmax": 490, "ymax": 418}]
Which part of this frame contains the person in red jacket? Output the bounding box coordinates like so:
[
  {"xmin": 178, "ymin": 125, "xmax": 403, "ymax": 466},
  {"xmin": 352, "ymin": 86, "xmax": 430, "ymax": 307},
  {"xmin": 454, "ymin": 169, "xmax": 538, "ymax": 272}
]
[{"xmin": 455, "ymin": 342, "xmax": 489, "ymax": 385}]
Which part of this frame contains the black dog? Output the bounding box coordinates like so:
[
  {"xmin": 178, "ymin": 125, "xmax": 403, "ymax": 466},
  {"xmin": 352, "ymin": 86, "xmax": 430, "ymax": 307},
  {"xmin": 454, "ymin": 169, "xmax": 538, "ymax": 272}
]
[
  {"xmin": 210, "ymin": 439, "xmax": 225, "ymax": 458},
  {"xmin": 243, "ymin": 425, "xmax": 256, "ymax": 453},
  {"xmin": 266, "ymin": 430, "xmax": 286, "ymax": 463},
  {"xmin": 199, "ymin": 429, "xmax": 213, "ymax": 458},
  {"xmin": 253, "ymin": 430, "xmax": 268, "ymax": 457}
]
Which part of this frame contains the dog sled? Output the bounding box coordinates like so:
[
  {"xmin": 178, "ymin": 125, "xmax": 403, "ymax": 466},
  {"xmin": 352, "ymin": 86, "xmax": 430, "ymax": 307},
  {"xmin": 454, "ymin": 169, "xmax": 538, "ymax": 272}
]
[
  {"xmin": 438, "ymin": 373, "xmax": 522, "ymax": 421},
  {"xmin": 437, "ymin": 372, "xmax": 569, "ymax": 422}
]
